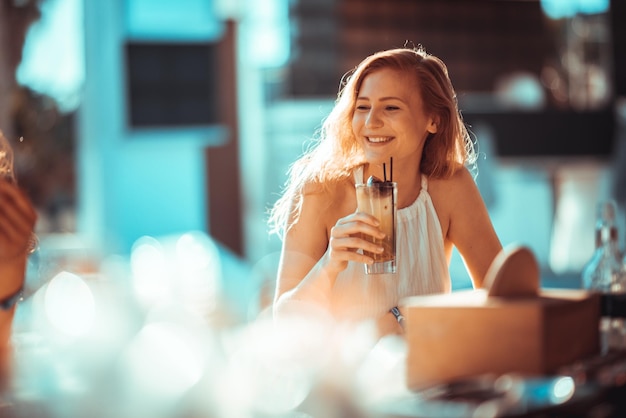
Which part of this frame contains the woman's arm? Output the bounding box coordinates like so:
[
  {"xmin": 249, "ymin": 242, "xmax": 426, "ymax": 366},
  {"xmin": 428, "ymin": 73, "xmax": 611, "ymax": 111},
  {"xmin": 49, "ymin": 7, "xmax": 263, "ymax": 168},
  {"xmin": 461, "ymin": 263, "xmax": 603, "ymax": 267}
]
[
  {"xmin": 445, "ymin": 168, "xmax": 502, "ymax": 288},
  {"xmin": 273, "ymin": 185, "xmax": 384, "ymax": 316}
]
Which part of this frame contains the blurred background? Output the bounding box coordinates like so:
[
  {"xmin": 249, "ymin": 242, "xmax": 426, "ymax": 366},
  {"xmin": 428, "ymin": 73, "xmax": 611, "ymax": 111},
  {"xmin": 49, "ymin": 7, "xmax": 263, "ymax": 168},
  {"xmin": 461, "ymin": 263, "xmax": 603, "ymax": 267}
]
[{"xmin": 2, "ymin": 0, "xmax": 626, "ymax": 317}]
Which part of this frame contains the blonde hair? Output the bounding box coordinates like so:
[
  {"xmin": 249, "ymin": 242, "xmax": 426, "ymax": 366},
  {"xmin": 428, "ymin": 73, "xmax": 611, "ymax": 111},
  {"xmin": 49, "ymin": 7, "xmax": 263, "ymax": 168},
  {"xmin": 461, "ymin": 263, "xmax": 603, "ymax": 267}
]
[{"xmin": 269, "ymin": 46, "xmax": 475, "ymax": 238}]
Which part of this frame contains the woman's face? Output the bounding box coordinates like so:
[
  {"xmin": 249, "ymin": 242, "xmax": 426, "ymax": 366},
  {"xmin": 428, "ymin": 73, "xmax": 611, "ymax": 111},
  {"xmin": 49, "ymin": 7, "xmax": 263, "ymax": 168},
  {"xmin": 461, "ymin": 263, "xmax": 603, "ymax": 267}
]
[{"xmin": 351, "ymin": 67, "xmax": 437, "ymax": 167}]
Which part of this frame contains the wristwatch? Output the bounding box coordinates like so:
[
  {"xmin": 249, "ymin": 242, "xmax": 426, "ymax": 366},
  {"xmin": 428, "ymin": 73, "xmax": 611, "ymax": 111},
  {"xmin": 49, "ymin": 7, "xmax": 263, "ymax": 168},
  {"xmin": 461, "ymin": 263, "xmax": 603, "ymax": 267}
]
[
  {"xmin": 390, "ymin": 306, "xmax": 405, "ymax": 330},
  {"xmin": 0, "ymin": 286, "xmax": 23, "ymax": 311}
]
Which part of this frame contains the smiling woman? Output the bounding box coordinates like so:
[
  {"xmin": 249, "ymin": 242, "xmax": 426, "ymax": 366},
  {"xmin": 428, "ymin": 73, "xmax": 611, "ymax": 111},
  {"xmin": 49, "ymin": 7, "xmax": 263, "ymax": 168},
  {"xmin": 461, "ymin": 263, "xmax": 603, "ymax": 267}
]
[{"xmin": 269, "ymin": 46, "xmax": 502, "ymax": 338}]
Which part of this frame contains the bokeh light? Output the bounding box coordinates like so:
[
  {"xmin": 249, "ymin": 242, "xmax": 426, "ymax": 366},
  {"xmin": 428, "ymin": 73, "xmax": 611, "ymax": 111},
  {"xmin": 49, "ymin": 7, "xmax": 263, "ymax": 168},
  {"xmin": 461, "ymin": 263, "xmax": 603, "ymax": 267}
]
[
  {"xmin": 43, "ymin": 271, "xmax": 95, "ymax": 337},
  {"xmin": 122, "ymin": 321, "xmax": 205, "ymax": 401},
  {"xmin": 551, "ymin": 376, "xmax": 575, "ymax": 404}
]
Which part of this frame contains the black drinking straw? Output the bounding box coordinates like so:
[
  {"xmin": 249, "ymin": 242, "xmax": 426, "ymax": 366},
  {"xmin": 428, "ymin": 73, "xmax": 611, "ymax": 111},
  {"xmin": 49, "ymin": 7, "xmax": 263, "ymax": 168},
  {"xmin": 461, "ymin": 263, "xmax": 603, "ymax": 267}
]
[
  {"xmin": 383, "ymin": 163, "xmax": 387, "ymax": 182},
  {"xmin": 390, "ymin": 156, "xmax": 395, "ymax": 249}
]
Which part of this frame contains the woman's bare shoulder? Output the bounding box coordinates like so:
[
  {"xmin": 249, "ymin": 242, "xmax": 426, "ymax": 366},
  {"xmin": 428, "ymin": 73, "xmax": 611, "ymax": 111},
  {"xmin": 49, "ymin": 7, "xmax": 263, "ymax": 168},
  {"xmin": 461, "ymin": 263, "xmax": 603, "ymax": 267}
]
[
  {"xmin": 298, "ymin": 177, "xmax": 356, "ymax": 224},
  {"xmin": 428, "ymin": 166, "xmax": 476, "ymax": 200},
  {"xmin": 427, "ymin": 167, "xmax": 480, "ymax": 224},
  {"xmin": 300, "ymin": 176, "xmax": 351, "ymax": 200}
]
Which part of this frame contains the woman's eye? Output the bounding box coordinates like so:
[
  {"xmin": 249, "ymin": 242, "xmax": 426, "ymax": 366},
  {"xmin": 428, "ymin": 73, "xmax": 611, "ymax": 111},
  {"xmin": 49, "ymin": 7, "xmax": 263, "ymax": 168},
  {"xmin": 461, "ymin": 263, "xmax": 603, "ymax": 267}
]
[
  {"xmin": 356, "ymin": 105, "xmax": 370, "ymax": 111},
  {"xmin": 386, "ymin": 106, "xmax": 400, "ymax": 111}
]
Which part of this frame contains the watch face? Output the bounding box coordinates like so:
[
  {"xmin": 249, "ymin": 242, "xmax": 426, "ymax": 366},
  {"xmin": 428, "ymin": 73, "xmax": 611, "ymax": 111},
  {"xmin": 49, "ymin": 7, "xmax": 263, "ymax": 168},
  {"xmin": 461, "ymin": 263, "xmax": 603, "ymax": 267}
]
[{"xmin": 390, "ymin": 307, "xmax": 405, "ymax": 328}]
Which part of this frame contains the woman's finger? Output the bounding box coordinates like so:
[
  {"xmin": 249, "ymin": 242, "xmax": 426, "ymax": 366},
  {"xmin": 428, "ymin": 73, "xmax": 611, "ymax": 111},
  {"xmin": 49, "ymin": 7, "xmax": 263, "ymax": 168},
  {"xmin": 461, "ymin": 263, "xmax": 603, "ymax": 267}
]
[
  {"xmin": 331, "ymin": 218, "xmax": 385, "ymax": 243},
  {"xmin": 337, "ymin": 211, "xmax": 379, "ymax": 226}
]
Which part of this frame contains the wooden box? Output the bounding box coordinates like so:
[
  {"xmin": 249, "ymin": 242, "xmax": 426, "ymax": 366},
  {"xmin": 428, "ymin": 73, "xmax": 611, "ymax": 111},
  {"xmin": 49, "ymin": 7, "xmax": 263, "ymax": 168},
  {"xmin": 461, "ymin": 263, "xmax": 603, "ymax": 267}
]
[{"xmin": 402, "ymin": 246, "xmax": 600, "ymax": 390}]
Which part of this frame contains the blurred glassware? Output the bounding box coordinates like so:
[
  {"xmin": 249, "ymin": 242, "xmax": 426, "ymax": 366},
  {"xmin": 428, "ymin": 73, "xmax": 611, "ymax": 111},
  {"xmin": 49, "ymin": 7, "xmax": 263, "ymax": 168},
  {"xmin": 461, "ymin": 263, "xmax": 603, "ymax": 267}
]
[{"xmin": 581, "ymin": 199, "xmax": 626, "ymax": 353}]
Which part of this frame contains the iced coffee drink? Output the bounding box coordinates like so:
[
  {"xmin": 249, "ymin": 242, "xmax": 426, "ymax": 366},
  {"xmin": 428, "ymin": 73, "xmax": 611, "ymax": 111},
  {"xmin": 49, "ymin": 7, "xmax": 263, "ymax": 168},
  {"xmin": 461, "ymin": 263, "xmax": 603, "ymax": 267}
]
[{"xmin": 355, "ymin": 178, "xmax": 397, "ymax": 274}]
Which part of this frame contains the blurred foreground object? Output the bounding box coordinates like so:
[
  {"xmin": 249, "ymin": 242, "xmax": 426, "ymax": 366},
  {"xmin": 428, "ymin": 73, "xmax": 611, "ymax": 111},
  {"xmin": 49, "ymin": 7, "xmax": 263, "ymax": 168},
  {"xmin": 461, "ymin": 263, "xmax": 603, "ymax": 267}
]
[
  {"xmin": 6, "ymin": 231, "xmax": 381, "ymax": 418},
  {"xmin": 403, "ymin": 245, "xmax": 600, "ymax": 390}
]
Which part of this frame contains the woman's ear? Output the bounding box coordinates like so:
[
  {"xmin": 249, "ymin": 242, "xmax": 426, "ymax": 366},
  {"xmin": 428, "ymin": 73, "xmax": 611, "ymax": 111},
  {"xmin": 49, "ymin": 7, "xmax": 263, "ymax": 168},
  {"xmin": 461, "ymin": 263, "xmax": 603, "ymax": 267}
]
[{"xmin": 427, "ymin": 117, "xmax": 438, "ymax": 134}]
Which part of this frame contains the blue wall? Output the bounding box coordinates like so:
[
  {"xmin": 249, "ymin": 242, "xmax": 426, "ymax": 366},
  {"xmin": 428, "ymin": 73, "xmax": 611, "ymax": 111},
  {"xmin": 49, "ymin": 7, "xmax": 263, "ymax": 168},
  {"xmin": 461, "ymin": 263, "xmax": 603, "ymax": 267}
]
[{"xmin": 78, "ymin": 0, "xmax": 225, "ymax": 255}]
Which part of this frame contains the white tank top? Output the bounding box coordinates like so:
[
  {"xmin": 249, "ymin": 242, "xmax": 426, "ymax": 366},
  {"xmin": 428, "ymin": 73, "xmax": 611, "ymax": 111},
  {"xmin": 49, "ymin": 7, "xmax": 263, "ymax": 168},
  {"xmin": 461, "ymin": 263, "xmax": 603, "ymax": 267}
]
[{"xmin": 330, "ymin": 166, "xmax": 451, "ymax": 321}]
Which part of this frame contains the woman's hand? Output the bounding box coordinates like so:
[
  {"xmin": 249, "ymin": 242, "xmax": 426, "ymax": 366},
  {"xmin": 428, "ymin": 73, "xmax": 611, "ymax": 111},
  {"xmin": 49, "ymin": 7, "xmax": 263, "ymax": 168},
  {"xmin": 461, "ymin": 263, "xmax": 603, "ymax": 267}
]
[
  {"xmin": 0, "ymin": 179, "xmax": 37, "ymax": 261},
  {"xmin": 324, "ymin": 211, "xmax": 385, "ymax": 275}
]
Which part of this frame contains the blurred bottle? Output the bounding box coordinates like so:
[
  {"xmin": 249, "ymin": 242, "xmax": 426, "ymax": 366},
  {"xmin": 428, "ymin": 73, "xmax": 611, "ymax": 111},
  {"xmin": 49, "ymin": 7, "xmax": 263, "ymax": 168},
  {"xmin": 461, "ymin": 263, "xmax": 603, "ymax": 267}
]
[{"xmin": 581, "ymin": 200, "xmax": 626, "ymax": 353}]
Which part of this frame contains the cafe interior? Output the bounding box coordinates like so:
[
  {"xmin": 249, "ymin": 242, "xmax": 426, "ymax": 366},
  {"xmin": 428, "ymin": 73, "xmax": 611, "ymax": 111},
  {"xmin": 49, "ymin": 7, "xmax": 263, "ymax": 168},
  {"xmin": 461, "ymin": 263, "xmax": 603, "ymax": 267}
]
[{"xmin": 2, "ymin": 0, "xmax": 626, "ymax": 416}]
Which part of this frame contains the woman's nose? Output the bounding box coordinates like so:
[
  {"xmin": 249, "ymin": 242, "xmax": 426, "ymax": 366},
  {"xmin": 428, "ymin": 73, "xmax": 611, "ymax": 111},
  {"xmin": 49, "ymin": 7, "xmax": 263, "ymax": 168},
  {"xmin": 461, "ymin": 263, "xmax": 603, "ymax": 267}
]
[{"xmin": 365, "ymin": 110, "xmax": 383, "ymax": 128}]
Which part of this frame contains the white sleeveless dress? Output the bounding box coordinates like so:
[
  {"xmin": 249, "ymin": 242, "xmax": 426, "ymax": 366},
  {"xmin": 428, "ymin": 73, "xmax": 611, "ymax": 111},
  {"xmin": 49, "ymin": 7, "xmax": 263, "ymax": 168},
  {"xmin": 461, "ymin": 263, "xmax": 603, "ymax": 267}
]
[{"xmin": 330, "ymin": 166, "xmax": 451, "ymax": 321}]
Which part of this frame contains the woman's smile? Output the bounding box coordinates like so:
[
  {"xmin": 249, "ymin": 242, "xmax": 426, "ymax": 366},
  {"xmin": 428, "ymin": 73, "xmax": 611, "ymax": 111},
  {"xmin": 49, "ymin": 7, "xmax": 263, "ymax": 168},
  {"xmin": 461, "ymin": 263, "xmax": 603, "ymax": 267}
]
[{"xmin": 367, "ymin": 136, "xmax": 394, "ymax": 144}]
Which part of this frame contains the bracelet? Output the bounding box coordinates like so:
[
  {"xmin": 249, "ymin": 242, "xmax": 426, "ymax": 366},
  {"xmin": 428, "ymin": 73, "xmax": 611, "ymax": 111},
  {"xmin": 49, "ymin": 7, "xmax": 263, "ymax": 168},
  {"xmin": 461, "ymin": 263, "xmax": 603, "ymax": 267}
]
[
  {"xmin": 390, "ymin": 306, "xmax": 405, "ymax": 330},
  {"xmin": 0, "ymin": 286, "xmax": 23, "ymax": 311}
]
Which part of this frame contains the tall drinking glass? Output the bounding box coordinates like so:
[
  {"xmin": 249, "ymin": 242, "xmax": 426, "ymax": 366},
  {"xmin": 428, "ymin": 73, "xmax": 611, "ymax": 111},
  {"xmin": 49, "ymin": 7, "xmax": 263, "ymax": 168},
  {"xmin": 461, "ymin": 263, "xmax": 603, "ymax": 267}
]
[{"xmin": 355, "ymin": 182, "xmax": 397, "ymax": 274}]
